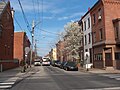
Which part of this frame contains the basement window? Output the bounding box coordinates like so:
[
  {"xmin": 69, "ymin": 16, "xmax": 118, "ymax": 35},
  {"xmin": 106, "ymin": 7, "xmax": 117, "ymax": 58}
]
[
  {"xmin": 115, "ymin": 52, "xmax": 120, "ymax": 60},
  {"xmin": 0, "ymin": 25, "xmax": 2, "ymax": 37}
]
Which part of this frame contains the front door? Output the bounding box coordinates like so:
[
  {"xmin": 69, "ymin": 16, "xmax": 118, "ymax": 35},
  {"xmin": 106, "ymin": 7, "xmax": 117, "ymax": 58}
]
[{"xmin": 105, "ymin": 53, "xmax": 113, "ymax": 66}]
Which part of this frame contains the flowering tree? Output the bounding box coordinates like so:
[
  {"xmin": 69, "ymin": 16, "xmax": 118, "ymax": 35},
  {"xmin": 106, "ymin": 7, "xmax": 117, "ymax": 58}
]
[{"xmin": 63, "ymin": 21, "xmax": 83, "ymax": 62}]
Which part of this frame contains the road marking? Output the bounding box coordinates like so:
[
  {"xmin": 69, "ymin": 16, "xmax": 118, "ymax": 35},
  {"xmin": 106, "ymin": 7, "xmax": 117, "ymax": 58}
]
[
  {"xmin": 0, "ymin": 85, "xmax": 12, "ymax": 89},
  {"xmin": 109, "ymin": 76, "xmax": 120, "ymax": 78},
  {"xmin": 115, "ymin": 78, "xmax": 120, "ymax": 80},
  {"xmin": 72, "ymin": 87, "xmax": 120, "ymax": 90},
  {"xmin": 0, "ymin": 82, "xmax": 15, "ymax": 85},
  {"xmin": 0, "ymin": 82, "xmax": 15, "ymax": 89},
  {"xmin": 100, "ymin": 74, "xmax": 120, "ymax": 81}
]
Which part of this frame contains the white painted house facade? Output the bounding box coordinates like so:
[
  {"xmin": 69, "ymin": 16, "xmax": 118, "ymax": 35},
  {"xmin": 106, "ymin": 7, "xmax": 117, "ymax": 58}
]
[{"xmin": 82, "ymin": 12, "xmax": 93, "ymax": 68}]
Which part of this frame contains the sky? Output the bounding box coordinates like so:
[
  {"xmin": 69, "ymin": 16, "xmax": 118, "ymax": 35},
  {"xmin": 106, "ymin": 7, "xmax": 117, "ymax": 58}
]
[{"xmin": 10, "ymin": 0, "xmax": 98, "ymax": 57}]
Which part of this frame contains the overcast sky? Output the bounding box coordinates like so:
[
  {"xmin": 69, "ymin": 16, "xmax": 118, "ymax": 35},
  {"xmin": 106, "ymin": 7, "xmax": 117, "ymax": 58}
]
[{"xmin": 10, "ymin": 0, "xmax": 97, "ymax": 57}]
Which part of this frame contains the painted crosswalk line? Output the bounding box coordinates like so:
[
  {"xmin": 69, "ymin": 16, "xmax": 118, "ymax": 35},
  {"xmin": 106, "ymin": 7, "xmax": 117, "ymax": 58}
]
[
  {"xmin": 0, "ymin": 81, "xmax": 15, "ymax": 89},
  {"xmin": 100, "ymin": 74, "xmax": 120, "ymax": 81},
  {"xmin": 73, "ymin": 87, "xmax": 120, "ymax": 90}
]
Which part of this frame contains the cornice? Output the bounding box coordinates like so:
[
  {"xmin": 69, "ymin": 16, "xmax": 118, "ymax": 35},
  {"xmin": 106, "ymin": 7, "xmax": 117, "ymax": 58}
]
[{"xmin": 103, "ymin": 0, "xmax": 120, "ymax": 5}]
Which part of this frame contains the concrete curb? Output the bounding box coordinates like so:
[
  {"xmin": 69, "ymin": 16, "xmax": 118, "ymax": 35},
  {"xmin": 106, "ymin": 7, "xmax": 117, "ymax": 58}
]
[{"xmin": 78, "ymin": 67, "xmax": 120, "ymax": 74}]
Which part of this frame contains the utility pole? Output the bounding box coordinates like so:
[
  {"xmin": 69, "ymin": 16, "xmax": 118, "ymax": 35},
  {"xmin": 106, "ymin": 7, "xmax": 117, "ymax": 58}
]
[
  {"xmin": 30, "ymin": 20, "xmax": 41, "ymax": 67},
  {"xmin": 34, "ymin": 39, "xmax": 37, "ymax": 58},
  {"xmin": 30, "ymin": 20, "xmax": 35, "ymax": 67}
]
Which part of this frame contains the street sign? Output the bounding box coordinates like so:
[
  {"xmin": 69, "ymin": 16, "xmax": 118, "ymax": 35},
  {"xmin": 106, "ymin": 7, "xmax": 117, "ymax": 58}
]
[{"xmin": 25, "ymin": 47, "xmax": 30, "ymax": 54}]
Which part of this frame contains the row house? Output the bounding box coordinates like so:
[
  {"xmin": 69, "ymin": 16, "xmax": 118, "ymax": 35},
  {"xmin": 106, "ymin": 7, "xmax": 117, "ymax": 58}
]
[
  {"xmin": 56, "ymin": 40, "xmax": 65, "ymax": 62},
  {"xmin": 80, "ymin": 0, "xmax": 120, "ymax": 69},
  {"xmin": 0, "ymin": 1, "xmax": 18, "ymax": 71},
  {"xmin": 14, "ymin": 32, "xmax": 31, "ymax": 66},
  {"xmin": 82, "ymin": 10, "xmax": 93, "ymax": 68},
  {"xmin": 91, "ymin": 0, "xmax": 120, "ymax": 69},
  {"xmin": 49, "ymin": 48, "xmax": 57, "ymax": 61},
  {"xmin": 78, "ymin": 20, "xmax": 84, "ymax": 67}
]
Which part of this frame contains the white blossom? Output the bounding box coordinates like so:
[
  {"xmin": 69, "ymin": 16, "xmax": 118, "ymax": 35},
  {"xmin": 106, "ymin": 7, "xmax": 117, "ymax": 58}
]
[{"xmin": 63, "ymin": 21, "xmax": 83, "ymax": 61}]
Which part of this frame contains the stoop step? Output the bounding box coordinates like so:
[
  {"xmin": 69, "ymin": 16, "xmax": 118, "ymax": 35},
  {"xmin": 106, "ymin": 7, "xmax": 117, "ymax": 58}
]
[{"xmin": 106, "ymin": 67, "xmax": 115, "ymax": 70}]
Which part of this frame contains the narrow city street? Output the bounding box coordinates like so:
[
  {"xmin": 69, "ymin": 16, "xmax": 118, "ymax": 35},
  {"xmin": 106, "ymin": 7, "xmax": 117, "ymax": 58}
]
[{"xmin": 7, "ymin": 66, "xmax": 120, "ymax": 90}]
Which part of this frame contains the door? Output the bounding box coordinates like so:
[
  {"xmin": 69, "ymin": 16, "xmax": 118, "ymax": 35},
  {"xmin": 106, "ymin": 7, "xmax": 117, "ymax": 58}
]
[{"xmin": 105, "ymin": 53, "xmax": 113, "ymax": 66}]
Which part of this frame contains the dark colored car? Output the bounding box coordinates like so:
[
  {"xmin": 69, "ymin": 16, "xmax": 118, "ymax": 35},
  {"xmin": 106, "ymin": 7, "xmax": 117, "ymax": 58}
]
[
  {"xmin": 60, "ymin": 61, "xmax": 67, "ymax": 69},
  {"xmin": 63, "ymin": 61, "xmax": 78, "ymax": 71},
  {"xmin": 52, "ymin": 60, "xmax": 60, "ymax": 67}
]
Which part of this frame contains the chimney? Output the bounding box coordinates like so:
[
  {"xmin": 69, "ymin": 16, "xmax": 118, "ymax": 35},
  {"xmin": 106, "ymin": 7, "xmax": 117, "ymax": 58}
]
[
  {"xmin": 88, "ymin": 7, "xmax": 91, "ymax": 11},
  {"xmin": 11, "ymin": 7, "xmax": 15, "ymax": 19}
]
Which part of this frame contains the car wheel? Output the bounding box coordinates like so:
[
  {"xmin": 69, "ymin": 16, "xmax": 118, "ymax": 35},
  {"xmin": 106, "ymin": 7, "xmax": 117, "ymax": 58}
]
[
  {"xmin": 76, "ymin": 68, "xmax": 78, "ymax": 71},
  {"xmin": 66, "ymin": 68, "xmax": 68, "ymax": 71}
]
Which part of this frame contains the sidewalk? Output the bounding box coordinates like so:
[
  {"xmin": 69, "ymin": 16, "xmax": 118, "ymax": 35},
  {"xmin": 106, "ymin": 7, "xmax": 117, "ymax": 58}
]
[
  {"xmin": 0, "ymin": 66, "xmax": 33, "ymax": 89},
  {"xmin": 0, "ymin": 66, "xmax": 32, "ymax": 76},
  {"xmin": 79, "ymin": 67, "xmax": 120, "ymax": 74}
]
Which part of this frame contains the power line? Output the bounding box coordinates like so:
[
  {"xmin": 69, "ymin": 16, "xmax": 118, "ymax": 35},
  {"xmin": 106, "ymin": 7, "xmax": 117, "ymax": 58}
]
[
  {"xmin": 17, "ymin": 0, "xmax": 31, "ymax": 33},
  {"xmin": 32, "ymin": 0, "xmax": 36, "ymax": 20},
  {"xmin": 2, "ymin": 1, "xmax": 24, "ymax": 31},
  {"xmin": 40, "ymin": 29, "xmax": 61, "ymax": 36},
  {"xmin": 14, "ymin": 17, "xmax": 23, "ymax": 31},
  {"xmin": 41, "ymin": 0, "xmax": 43, "ymax": 28},
  {"xmin": 37, "ymin": 0, "xmax": 40, "ymax": 21}
]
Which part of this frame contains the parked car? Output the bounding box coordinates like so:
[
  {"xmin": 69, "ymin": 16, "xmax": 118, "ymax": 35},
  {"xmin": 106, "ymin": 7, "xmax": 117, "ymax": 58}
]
[
  {"xmin": 56, "ymin": 61, "xmax": 61, "ymax": 67},
  {"xmin": 60, "ymin": 61, "xmax": 67, "ymax": 69},
  {"xmin": 52, "ymin": 60, "xmax": 60, "ymax": 67},
  {"xmin": 42, "ymin": 61, "xmax": 50, "ymax": 66},
  {"xmin": 34, "ymin": 59, "xmax": 41, "ymax": 66},
  {"xmin": 63, "ymin": 61, "xmax": 78, "ymax": 71}
]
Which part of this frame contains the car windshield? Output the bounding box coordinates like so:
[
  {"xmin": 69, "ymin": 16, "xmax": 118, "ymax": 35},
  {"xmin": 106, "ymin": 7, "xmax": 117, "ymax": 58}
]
[{"xmin": 67, "ymin": 62, "xmax": 77, "ymax": 66}]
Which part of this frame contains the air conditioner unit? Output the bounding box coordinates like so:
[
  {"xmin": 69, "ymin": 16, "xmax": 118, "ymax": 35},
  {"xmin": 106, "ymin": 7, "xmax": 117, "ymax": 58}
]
[{"xmin": 98, "ymin": 15, "xmax": 102, "ymax": 20}]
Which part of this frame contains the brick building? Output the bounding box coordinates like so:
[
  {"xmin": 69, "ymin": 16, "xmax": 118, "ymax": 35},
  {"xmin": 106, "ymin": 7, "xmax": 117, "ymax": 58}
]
[
  {"xmin": 0, "ymin": 1, "xmax": 14, "ymax": 59},
  {"xmin": 56, "ymin": 40, "xmax": 64, "ymax": 62},
  {"xmin": 90, "ymin": 0, "xmax": 120, "ymax": 69},
  {"xmin": 14, "ymin": 32, "xmax": 31, "ymax": 66},
  {"xmin": 78, "ymin": 20, "xmax": 84, "ymax": 67},
  {"xmin": 0, "ymin": 1, "xmax": 18, "ymax": 71}
]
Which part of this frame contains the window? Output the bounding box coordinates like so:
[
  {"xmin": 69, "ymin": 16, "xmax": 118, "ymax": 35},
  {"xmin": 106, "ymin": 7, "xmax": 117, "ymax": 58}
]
[
  {"xmin": 85, "ymin": 35, "xmax": 87, "ymax": 45},
  {"xmin": 94, "ymin": 53, "xmax": 102, "ymax": 60},
  {"xmin": 93, "ymin": 14, "xmax": 96, "ymax": 24},
  {"xmin": 7, "ymin": 13, "xmax": 10, "ymax": 20},
  {"xmin": 115, "ymin": 27, "xmax": 119, "ymax": 39},
  {"xmin": 85, "ymin": 49, "xmax": 88, "ymax": 52},
  {"xmin": 115, "ymin": 52, "xmax": 120, "ymax": 60},
  {"xmin": 88, "ymin": 18, "xmax": 90, "ymax": 29},
  {"xmin": 0, "ymin": 26, "xmax": 2, "ymax": 37},
  {"xmin": 98, "ymin": 8, "xmax": 102, "ymax": 20},
  {"xmin": 97, "ymin": 54, "xmax": 102, "ymax": 60},
  {"xmin": 88, "ymin": 33, "xmax": 91, "ymax": 44},
  {"xmin": 99, "ymin": 28, "xmax": 103, "ymax": 40},
  {"xmin": 94, "ymin": 54, "xmax": 97, "ymax": 60},
  {"xmin": 84, "ymin": 21, "xmax": 86, "ymax": 30},
  {"xmin": 93, "ymin": 32, "xmax": 96, "ymax": 42}
]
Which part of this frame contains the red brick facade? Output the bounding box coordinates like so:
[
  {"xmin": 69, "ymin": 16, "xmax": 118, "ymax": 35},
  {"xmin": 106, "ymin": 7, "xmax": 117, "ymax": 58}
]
[
  {"xmin": 0, "ymin": 1, "xmax": 19, "ymax": 71},
  {"xmin": 14, "ymin": 32, "xmax": 31, "ymax": 66},
  {"xmin": 0, "ymin": 1, "xmax": 14, "ymax": 60},
  {"xmin": 90, "ymin": 0, "xmax": 120, "ymax": 69},
  {"xmin": 56, "ymin": 41, "xmax": 64, "ymax": 62}
]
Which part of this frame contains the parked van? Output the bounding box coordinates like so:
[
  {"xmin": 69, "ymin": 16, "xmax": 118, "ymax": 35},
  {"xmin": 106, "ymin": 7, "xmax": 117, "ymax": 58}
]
[
  {"xmin": 42, "ymin": 57, "xmax": 50, "ymax": 66},
  {"xmin": 34, "ymin": 59, "xmax": 41, "ymax": 66}
]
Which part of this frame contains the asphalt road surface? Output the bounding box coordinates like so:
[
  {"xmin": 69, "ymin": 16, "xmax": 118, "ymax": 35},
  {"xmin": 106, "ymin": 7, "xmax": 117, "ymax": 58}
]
[{"xmin": 10, "ymin": 66, "xmax": 120, "ymax": 90}]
